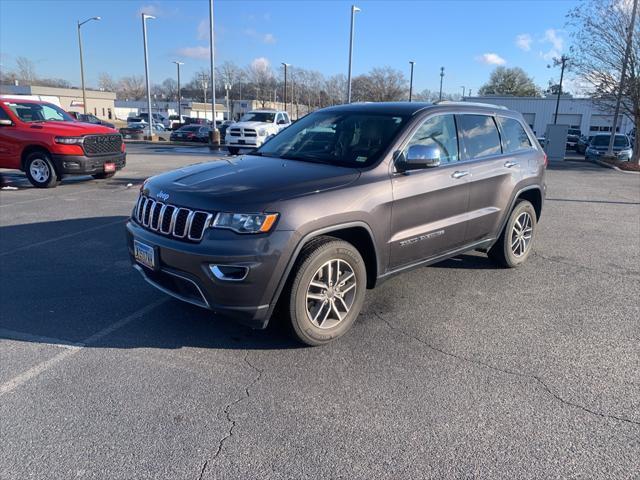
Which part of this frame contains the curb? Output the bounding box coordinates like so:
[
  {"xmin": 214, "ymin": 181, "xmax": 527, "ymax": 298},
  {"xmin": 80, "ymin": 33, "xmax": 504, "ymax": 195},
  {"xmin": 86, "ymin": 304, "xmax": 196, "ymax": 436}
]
[{"xmin": 594, "ymin": 159, "xmax": 640, "ymax": 175}]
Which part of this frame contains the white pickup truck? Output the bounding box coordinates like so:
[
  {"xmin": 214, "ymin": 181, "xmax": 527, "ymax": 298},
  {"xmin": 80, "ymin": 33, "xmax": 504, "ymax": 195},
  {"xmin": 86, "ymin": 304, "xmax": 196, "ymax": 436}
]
[{"xmin": 225, "ymin": 109, "xmax": 291, "ymax": 154}]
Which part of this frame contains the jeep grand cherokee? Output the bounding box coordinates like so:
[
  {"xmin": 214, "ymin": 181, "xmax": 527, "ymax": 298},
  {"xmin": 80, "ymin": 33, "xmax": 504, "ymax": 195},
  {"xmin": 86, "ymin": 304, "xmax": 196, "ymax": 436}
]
[{"xmin": 127, "ymin": 102, "xmax": 546, "ymax": 346}]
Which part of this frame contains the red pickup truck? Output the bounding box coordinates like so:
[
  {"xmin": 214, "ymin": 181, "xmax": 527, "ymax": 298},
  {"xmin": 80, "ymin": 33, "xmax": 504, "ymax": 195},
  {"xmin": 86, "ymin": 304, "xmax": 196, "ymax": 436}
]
[{"xmin": 0, "ymin": 98, "xmax": 126, "ymax": 188}]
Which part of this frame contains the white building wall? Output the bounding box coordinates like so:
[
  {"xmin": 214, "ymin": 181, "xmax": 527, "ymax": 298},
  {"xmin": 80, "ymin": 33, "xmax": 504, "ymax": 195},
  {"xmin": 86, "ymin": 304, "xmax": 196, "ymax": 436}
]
[{"xmin": 464, "ymin": 96, "xmax": 634, "ymax": 137}]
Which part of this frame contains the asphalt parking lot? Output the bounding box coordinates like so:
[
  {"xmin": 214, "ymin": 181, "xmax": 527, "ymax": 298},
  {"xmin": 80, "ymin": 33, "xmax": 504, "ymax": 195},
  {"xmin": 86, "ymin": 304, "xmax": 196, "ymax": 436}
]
[{"xmin": 1, "ymin": 144, "xmax": 639, "ymax": 479}]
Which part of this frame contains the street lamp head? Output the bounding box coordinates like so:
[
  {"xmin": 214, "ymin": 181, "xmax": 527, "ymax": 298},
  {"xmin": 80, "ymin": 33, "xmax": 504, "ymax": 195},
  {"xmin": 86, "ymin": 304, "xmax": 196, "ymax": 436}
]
[
  {"xmin": 93, "ymin": 16, "xmax": 101, "ymax": 21},
  {"xmin": 172, "ymin": 61, "xmax": 184, "ymax": 65},
  {"xmin": 409, "ymin": 61, "xmax": 415, "ymax": 65},
  {"xmin": 353, "ymin": 5, "xmax": 361, "ymax": 13},
  {"xmin": 142, "ymin": 14, "xmax": 156, "ymax": 20}
]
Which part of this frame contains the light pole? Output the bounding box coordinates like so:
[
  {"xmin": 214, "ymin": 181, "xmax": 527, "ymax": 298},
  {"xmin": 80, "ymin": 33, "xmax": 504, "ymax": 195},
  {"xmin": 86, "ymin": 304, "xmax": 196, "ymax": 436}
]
[
  {"xmin": 438, "ymin": 67, "xmax": 445, "ymax": 101},
  {"xmin": 346, "ymin": 5, "xmax": 360, "ymax": 103},
  {"xmin": 607, "ymin": 0, "xmax": 638, "ymax": 157},
  {"xmin": 77, "ymin": 16, "xmax": 100, "ymax": 115},
  {"xmin": 225, "ymin": 83, "xmax": 231, "ymax": 120},
  {"xmin": 281, "ymin": 62, "xmax": 290, "ymax": 114},
  {"xmin": 199, "ymin": 73, "xmax": 208, "ymax": 105},
  {"xmin": 547, "ymin": 55, "xmax": 568, "ymax": 124},
  {"xmin": 141, "ymin": 13, "xmax": 155, "ymax": 139},
  {"xmin": 172, "ymin": 61, "xmax": 184, "ymax": 126},
  {"xmin": 408, "ymin": 61, "xmax": 415, "ymax": 102},
  {"xmin": 461, "ymin": 86, "xmax": 465, "ymax": 98},
  {"xmin": 208, "ymin": 0, "xmax": 219, "ymax": 145}
]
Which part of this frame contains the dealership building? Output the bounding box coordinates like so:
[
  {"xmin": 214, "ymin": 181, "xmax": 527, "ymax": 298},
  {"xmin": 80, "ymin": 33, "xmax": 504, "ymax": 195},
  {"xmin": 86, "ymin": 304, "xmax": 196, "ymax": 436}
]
[
  {"xmin": 0, "ymin": 84, "xmax": 116, "ymax": 119},
  {"xmin": 464, "ymin": 95, "xmax": 634, "ymax": 137}
]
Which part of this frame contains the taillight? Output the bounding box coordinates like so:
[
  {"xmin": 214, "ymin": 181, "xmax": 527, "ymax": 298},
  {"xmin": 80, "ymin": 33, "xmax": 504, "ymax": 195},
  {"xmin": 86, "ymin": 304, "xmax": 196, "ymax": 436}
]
[{"xmin": 543, "ymin": 153, "xmax": 548, "ymax": 168}]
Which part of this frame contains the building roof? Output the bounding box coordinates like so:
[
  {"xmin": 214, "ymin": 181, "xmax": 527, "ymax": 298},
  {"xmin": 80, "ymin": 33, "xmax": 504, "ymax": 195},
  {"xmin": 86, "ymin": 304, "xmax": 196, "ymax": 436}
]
[{"xmin": 0, "ymin": 84, "xmax": 116, "ymax": 100}]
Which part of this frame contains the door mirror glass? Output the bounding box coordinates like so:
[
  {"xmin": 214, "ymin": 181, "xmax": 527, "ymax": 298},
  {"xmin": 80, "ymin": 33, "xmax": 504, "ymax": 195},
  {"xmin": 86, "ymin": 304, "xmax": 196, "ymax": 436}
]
[
  {"xmin": 402, "ymin": 145, "xmax": 441, "ymax": 169},
  {"xmin": 0, "ymin": 119, "xmax": 13, "ymax": 126},
  {"xmin": 277, "ymin": 119, "xmax": 287, "ymax": 125}
]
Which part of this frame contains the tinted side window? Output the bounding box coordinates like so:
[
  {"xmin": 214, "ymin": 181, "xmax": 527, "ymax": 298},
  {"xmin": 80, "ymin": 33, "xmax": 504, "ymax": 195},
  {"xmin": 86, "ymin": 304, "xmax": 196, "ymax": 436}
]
[
  {"xmin": 403, "ymin": 114, "xmax": 459, "ymax": 164},
  {"xmin": 275, "ymin": 113, "xmax": 283, "ymax": 124},
  {"xmin": 498, "ymin": 117, "xmax": 532, "ymax": 153},
  {"xmin": 0, "ymin": 106, "xmax": 11, "ymax": 121},
  {"xmin": 458, "ymin": 115, "xmax": 501, "ymax": 160}
]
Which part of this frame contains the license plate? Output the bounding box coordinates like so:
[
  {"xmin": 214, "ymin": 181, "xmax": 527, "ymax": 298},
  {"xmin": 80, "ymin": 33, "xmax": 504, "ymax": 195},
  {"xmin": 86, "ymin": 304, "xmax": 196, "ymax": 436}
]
[
  {"xmin": 104, "ymin": 162, "xmax": 116, "ymax": 173},
  {"xmin": 134, "ymin": 240, "xmax": 156, "ymax": 269},
  {"xmin": 238, "ymin": 139, "xmax": 246, "ymax": 144},
  {"xmin": 124, "ymin": 134, "xmax": 131, "ymax": 139}
]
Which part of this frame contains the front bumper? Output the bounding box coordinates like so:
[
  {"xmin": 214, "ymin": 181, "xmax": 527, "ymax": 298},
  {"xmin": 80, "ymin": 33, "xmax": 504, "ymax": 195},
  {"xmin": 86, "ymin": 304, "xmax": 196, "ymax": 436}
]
[
  {"xmin": 225, "ymin": 137, "xmax": 262, "ymax": 148},
  {"xmin": 52, "ymin": 152, "xmax": 126, "ymax": 175},
  {"xmin": 126, "ymin": 220, "xmax": 296, "ymax": 329}
]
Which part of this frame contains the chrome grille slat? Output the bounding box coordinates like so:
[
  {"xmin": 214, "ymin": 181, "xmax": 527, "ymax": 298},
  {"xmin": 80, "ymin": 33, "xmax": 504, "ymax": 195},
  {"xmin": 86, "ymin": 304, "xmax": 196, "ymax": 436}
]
[{"xmin": 134, "ymin": 195, "xmax": 212, "ymax": 242}]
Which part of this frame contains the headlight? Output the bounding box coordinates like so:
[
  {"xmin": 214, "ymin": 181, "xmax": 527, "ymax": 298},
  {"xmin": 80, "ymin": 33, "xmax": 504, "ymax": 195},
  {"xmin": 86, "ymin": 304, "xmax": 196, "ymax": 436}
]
[
  {"xmin": 55, "ymin": 136, "xmax": 83, "ymax": 145},
  {"xmin": 213, "ymin": 212, "xmax": 278, "ymax": 234},
  {"xmin": 258, "ymin": 128, "xmax": 267, "ymax": 136}
]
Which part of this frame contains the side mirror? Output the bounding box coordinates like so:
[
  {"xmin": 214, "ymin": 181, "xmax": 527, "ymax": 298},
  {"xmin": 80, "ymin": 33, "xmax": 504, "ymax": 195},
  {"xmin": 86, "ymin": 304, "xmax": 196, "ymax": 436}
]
[
  {"xmin": 398, "ymin": 145, "xmax": 441, "ymax": 171},
  {"xmin": 277, "ymin": 119, "xmax": 286, "ymax": 125},
  {"xmin": 0, "ymin": 119, "xmax": 13, "ymax": 126}
]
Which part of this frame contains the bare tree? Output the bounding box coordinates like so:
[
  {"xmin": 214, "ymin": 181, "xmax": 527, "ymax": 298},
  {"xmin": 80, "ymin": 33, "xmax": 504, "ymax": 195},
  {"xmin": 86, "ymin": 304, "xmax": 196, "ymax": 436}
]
[
  {"xmin": 568, "ymin": 0, "xmax": 639, "ymax": 163},
  {"xmin": 324, "ymin": 74, "xmax": 347, "ymax": 106},
  {"xmin": 15, "ymin": 57, "xmax": 37, "ymax": 83},
  {"xmin": 352, "ymin": 67, "xmax": 407, "ymax": 102},
  {"xmin": 161, "ymin": 78, "xmax": 178, "ymax": 100},
  {"xmin": 98, "ymin": 72, "xmax": 118, "ymax": 92},
  {"xmin": 247, "ymin": 57, "xmax": 275, "ymax": 106},
  {"xmin": 118, "ymin": 75, "xmax": 146, "ymax": 100}
]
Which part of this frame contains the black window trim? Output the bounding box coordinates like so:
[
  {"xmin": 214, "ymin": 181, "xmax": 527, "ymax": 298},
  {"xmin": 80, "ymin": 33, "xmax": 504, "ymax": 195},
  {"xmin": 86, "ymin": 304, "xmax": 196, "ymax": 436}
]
[{"xmin": 495, "ymin": 115, "xmax": 536, "ymax": 155}]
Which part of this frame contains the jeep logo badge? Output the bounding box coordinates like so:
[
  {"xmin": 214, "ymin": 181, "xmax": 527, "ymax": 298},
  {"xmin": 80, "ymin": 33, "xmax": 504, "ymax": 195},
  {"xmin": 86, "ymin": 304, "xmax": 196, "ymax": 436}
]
[{"xmin": 156, "ymin": 191, "xmax": 170, "ymax": 201}]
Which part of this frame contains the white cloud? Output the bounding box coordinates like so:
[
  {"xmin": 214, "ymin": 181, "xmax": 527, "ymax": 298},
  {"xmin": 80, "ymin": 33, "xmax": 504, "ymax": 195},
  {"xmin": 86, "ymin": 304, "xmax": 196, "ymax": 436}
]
[
  {"xmin": 197, "ymin": 19, "xmax": 209, "ymax": 40},
  {"xmin": 177, "ymin": 46, "xmax": 210, "ymax": 60},
  {"xmin": 516, "ymin": 34, "xmax": 532, "ymax": 51},
  {"xmin": 263, "ymin": 33, "xmax": 276, "ymax": 44},
  {"xmin": 251, "ymin": 57, "xmax": 271, "ymax": 72},
  {"xmin": 476, "ymin": 53, "xmax": 506, "ymax": 65},
  {"xmin": 539, "ymin": 29, "xmax": 565, "ymax": 60},
  {"xmin": 137, "ymin": 4, "xmax": 160, "ymax": 17}
]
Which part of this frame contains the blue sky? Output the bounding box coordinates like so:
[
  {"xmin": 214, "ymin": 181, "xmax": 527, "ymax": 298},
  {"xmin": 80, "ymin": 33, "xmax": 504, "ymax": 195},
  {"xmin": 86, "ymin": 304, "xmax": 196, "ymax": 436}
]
[{"xmin": 0, "ymin": 0, "xmax": 579, "ymax": 94}]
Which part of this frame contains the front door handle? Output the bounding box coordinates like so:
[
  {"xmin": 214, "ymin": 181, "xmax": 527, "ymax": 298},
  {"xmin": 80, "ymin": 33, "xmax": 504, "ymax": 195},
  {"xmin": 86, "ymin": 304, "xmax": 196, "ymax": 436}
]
[
  {"xmin": 451, "ymin": 170, "xmax": 470, "ymax": 179},
  {"xmin": 504, "ymin": 161, "xmax": 519, "ymax": 168}
]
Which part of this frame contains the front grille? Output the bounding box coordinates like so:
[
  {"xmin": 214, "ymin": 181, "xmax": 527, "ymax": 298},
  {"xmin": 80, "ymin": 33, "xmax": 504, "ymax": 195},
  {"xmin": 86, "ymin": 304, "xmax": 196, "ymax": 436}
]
[
  {"xmin": 228, "ymin": 128, "xmax": 241, "ymax": 136},
  {"xmin": 134, "ymin": 195, "xmax": 214, "ymax": 242},
  {"xmin": 244, "ymin": 129, "xmax": 257, "ymax": 137},
  {"xmin": 83, "ymin": 134, "xmax": 123, "ymax": 156}
]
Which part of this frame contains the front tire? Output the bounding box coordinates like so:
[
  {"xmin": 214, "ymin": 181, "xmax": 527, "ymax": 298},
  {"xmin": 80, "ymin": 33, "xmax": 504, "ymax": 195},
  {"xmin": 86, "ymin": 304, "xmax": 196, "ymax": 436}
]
[
  {"xmin": 227, "ymin": 147, "xmax": 239, "ymax": 155},
  {"xmin": 488, "ymin": 200, "xmax": 537, "ymax": 268},
  {"xmin": 286, "ymin": 237, "xmax": 367, "ymax": 346},
  {"xmin": 25, "ymin": 151, "xmax": 59, "ymax": 188}
]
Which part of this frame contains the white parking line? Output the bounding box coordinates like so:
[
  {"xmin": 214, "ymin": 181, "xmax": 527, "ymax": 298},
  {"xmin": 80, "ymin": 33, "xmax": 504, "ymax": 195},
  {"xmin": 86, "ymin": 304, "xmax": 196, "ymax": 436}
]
[
  {"xmin": 0, "ymin": 218, "xmax": 126, "ymax": 256},
  {"xmin": 0, "ymin": 298, "xmax": 167, "ymax": 396}
]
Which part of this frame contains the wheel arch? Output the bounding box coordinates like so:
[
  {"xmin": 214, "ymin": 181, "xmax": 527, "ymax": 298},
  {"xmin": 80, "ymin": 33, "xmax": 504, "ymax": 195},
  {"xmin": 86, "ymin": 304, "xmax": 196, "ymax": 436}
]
[
  {"xmin": 20, "ymin": 145, "xmax": 52, "ymax": 172},
  {"xmin": 516, "ymin": 187, "xmax": 543, "ymax": 221}
]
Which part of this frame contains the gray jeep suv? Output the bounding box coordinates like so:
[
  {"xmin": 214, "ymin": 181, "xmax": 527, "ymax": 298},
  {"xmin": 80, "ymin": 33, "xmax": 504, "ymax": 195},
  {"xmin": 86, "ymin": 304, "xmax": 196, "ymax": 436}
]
[{"xmin": 126, "ymin": 102, "xmax": 546, "ymax": 345}]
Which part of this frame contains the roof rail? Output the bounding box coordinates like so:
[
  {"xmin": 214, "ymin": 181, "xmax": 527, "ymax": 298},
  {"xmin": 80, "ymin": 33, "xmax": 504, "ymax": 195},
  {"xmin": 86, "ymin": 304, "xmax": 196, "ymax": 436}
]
[{"xmin": 434, "ymin": 100, "xmax": 509, "ymax": 110}]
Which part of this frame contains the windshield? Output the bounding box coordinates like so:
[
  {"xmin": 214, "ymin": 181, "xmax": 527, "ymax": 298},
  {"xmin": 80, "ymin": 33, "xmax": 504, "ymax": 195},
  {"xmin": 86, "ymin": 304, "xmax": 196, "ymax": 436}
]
[
  {"xmin": 4, "ymin": 101, "xmax": 73, "ymax": 123},
  {"xmin": 178, "ymin": 125, "xmax": 200, "ymax": 132},
  {"xmin": 256, "ymin": 110, "xmax": 409, "ymax": 167},
  {"xmin": 240, "ymin": 112, "xmax": 276, "ymax": 123},
  {"xmin": 592, "ymin": 135, "xmax": 629, "ymax": 147}
]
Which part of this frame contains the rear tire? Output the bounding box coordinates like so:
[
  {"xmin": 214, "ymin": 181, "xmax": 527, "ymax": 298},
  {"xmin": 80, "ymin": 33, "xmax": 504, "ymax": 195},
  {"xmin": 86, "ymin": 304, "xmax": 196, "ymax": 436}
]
[
  {"xmin": 286, "ymin": 237, "xmax": 367, "ymax": 346},
  {"xmin": 92, "ymin": 171, "xmax": 116, "ymax": 180},
  {"xmin": 25, "ymin": 151, "xmax": 59, "ymax": 188},
  {"xmin": 488, "ymin": 200, "xmax": 537, "ymax": 268},
  {"xmin": 228, "ymin": 147, "xmax": 239, "ymax": 155}
]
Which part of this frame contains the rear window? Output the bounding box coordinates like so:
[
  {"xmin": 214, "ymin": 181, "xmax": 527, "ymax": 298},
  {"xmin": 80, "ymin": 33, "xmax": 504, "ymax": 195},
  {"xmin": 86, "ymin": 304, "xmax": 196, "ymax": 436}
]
[
  {"xmin": 458, "ymin": 114, "xmax": 501, "ymax": 159},
  {"xmin": 497, "ymin": 117, "xmax": 532, "ymax": 153}
]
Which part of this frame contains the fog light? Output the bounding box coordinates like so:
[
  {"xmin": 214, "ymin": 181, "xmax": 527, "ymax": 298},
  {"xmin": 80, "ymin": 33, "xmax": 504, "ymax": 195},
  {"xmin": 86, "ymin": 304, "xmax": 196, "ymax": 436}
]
[{"xmin": 209, "ymin": 264, "xmax": 248, "ymax": 281}]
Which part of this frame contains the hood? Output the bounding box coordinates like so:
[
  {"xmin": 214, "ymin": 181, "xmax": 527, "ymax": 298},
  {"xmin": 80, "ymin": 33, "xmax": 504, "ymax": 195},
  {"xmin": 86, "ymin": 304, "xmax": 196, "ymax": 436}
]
[
  {"xmin": 26, "ymin": 121, "xmax": 117, "ymax": 135},
  {"xmin": 230, "ymin": 121, "xmax": 270, "ymax": 130},
  {"xmin": 143, "ymin": 154, "xmax": 361, "ymax": 210}
]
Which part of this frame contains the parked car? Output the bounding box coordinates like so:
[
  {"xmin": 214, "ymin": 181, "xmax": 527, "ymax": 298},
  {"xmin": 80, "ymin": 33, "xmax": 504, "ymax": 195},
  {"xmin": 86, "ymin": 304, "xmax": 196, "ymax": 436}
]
[
  {"xmin": 127, "ymin": 102, "xmax": 546, "ymax": 345},
  {"xmin": 168, "ymin": 114, "xmax": 189, "ymax": 130},
  {"xmin": 68, "ymin": 111, "xmax": 115, "ymax": 129},
  {"xmin": 585, "ymin": 134, "xmax": 633, "ymax": 161},
  {"xmin": 576, "ymin": 135, "xmax": 593, "ymax": 154},
  {"xmin": 225, "ymin": 109, "xmax": 291, "ymax": 155},
  {"xmin": 217, "ymin": 120, "xmax": 233, "ymax": 140},
  {"xmin": 170, "ymin": 125, "xmax": 210, "ymax": 143},
  {"xmin": 139, "ymin": 112, "xmax": 170, "ymax": 129},
  {"xmin": 0, "ymin": 99, "xmax": 125, "ymax": 187},
  {"xmin": 120, "ymin": 123, "xmax": 165, "ymax": 138},
  {"xmin": 566, "ymin": 128, "xmax": 581, "ymax": 150}
]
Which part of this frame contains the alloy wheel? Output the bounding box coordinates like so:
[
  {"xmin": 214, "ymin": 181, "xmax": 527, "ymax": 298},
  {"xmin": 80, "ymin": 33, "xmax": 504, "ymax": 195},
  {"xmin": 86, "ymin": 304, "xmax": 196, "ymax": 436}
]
[
  {"xmin": 511, "ymin": 211, "xmax": 533, "ymax": 257},
  {"xmin": 30, "ymin": 158, "xmax": 51, "ymax": 183},
  {"xmin": 305, "ymin": 258, "xmax": 357, "ymax": 329}
]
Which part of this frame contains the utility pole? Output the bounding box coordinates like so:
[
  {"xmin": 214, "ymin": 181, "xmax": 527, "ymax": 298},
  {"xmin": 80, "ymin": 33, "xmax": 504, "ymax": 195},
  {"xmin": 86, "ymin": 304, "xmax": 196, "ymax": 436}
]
[
  {"xmin": 172, "ymin": 61, "xmax": 184, "ymax": 126},
  {"xmin": 607, "ymin": 0, "xmax": 638, "ymax": 157},
  {"xmin": 550, "ymin": 55, "xmax": 569, "ymax": 124},
  {"xmin": 208, "ymin": 0, "xmax": 219, "ymax": 145},
  {"xmin": 281, "ymin": 62, "xmax": 290, "ymax": 114},
  {"xmin": 77, "ymin": 16, "xmax": 100, "ymax": 115},
  {"xmin": 199, "ymin": 73, "xmax": 208, "ymax": 105},
  {"xmin": 408, "ymin": 61, "xmax": 415, "ymax": 102},
  {"xmin": 439, "ymin": 67, "xmax": 445, "ymax": 101},
  {"xmin": 346, "ymin": 5, "xmax": 360, "ymax": 103},
  {"xmin": 461, "ymin": 86, "xmax": 465, "ymax": 98}
]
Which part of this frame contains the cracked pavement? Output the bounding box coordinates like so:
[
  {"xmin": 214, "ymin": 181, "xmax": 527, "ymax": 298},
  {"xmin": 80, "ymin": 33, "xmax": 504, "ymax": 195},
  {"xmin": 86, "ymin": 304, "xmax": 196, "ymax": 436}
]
[{"xmin": 1, "ymin": 148, "xmax": 638, "ymax": 479}]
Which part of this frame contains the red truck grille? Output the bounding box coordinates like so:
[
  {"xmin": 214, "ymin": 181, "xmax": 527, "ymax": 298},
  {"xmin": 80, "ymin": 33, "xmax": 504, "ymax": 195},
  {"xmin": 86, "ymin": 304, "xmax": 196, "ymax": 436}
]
[{"xmin": 83, "ymin": 134, "xmax": 122, "ymax": 156}]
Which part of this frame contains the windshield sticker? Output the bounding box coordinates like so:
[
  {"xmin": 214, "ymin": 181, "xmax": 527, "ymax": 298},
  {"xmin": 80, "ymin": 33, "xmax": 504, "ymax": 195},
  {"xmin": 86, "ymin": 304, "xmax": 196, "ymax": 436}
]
[{"xmin": 355, "ymin": 156, "xmax": 368, "ymax": 163}]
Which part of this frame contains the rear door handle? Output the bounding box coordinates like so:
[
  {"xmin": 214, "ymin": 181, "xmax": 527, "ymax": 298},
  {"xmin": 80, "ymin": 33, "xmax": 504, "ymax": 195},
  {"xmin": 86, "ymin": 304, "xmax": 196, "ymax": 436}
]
[
  {"xmin": 504, "ymin": 161, "xmax": 519, "ymax": 168},
  {"xmin": 451, "ymin": 170, "xmax": 470, "ymax": 179}
]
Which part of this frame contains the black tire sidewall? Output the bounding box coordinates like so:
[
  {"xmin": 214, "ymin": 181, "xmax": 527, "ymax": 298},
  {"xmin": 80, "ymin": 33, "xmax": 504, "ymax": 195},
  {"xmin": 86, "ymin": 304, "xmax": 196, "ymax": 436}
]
[
  {"xmin": 289, "ymin": 241, "xmax": 367, "ymax": 346},
  {"xmin": 501, "ymin": 200, "xmax": 537, "ymax": 267},
  {"xmin": 25, "ymin": 152, "xmax": 58, "ymax": 188},
  {"xmin": 92, "ymin": 172, "xmax": 116, "ymax": 179}
]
